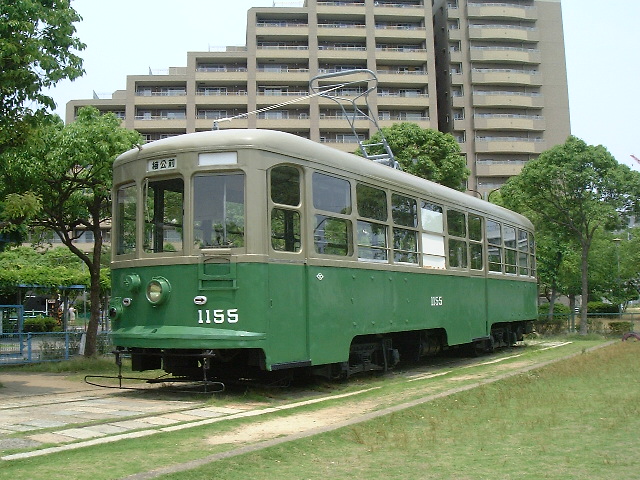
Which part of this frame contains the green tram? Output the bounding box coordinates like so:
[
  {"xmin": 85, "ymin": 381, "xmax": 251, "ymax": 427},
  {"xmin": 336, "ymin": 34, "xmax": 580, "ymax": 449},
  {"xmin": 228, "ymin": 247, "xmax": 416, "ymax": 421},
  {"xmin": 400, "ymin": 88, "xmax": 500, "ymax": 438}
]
[{"xmin": 109, "ymin": 129, "xmax": 536, "ymax": 380}]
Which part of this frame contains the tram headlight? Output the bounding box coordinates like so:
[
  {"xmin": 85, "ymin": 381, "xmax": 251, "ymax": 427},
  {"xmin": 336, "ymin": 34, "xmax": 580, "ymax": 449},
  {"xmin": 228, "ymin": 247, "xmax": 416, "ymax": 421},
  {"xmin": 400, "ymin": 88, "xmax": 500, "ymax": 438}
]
[
  {"xmin": 146, "ymin": 277, "xmax": 171, "ymax": 306},
  {"xmin": 109, "ymin": 299, "xmax": 123, "ymax": 322},
  {"xmin": 122, "ymin": 273, "xmax": 141, "ymax": 292}
]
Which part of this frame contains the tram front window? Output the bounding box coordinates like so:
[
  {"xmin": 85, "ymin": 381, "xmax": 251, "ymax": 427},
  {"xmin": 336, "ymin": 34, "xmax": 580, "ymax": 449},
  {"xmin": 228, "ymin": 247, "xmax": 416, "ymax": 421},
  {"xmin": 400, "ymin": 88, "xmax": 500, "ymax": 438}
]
[
  {"xmin": 194, "ymin": 173, "xmax": 245, "ymax": 248},
  {"xmin": 144, "ymin": 178, "xmax": 184, "ymax": 253}
]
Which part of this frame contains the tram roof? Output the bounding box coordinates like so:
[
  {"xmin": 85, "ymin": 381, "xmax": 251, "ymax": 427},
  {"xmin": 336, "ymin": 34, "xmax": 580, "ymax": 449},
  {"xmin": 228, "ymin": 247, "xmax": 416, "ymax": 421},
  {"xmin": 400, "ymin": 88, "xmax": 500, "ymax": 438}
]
[{"xmin": 116, "ymin": 129, "xmax": 533, "ymax": 229}]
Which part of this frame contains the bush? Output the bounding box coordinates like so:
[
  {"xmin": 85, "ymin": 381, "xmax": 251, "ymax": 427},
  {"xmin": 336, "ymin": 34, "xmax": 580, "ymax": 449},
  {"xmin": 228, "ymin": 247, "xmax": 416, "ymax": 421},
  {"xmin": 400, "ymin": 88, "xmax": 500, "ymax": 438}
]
[
  {"xmin": 534, "ymin": 317, "xmax": 566, "ymax": 335},
  {"xmin": 22, "ymin": 316, "xmax": 60, "ymax": 332},
  {"xmin": 538, "ymin": 303, "xmax": 571, "ymax": 315},
  {"xmin": 587, "ymin": 301, "xmax": 619, "ymax": 314},
  {"xmin": 609, "ymin": 321, "xmax": 633, "ymax": 335}
]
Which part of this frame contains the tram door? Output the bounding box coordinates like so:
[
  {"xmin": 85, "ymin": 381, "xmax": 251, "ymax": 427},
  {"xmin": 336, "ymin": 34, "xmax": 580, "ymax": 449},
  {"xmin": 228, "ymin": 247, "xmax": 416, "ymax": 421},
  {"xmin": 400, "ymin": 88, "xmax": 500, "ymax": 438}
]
[{"xmin": 267, "ymin": 165, "xmax": 309, "ymax": 365}]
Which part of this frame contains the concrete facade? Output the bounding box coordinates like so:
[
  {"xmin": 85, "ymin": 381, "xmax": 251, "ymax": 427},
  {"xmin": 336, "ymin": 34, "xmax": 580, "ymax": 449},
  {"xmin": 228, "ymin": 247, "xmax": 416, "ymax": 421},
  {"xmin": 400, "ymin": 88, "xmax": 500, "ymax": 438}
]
[{"xmin": 67, "ymin": 0, "xmax": 570, "ymax": 195}]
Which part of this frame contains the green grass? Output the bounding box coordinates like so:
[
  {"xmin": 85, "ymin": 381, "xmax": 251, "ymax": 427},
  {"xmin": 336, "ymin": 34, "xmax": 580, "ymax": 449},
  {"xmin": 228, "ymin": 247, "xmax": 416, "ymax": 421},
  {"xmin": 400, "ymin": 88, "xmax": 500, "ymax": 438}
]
[
  {"xmin": 156, "ymin": 340, "xmax": 640, "ymax": 480},
  {"xmin": 1, "ymin": 339, "xmax": 636, "ymax": 480}
]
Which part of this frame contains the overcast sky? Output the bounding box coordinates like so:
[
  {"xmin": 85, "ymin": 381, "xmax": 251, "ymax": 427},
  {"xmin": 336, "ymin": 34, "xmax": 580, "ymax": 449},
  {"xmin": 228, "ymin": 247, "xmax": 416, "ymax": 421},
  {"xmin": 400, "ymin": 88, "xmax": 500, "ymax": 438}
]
[{"xmin": 47, "ymin": 0, "xmax": 640, "ymax": 170}]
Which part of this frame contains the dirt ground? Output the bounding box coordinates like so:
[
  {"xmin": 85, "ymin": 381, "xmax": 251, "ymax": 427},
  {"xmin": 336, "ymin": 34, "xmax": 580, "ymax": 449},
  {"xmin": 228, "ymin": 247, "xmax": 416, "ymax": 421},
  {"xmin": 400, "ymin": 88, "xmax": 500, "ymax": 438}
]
[{"xmin": 0, "ymin": 371, "xmax": 105, "ymax": 398}]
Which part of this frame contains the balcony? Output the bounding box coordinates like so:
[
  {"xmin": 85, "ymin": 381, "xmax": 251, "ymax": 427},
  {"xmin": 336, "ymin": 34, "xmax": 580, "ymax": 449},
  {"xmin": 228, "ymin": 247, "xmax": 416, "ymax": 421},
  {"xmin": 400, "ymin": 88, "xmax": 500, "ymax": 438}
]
[
  {"xmin": 469, "ymin": 25, "xmax": 539, "ymax": 43},
  {"xmin": 317, "ymin": 23, "xmax": 367, "ymax": 41},
  {"xmin": 376, "ymin": 68, "xmax": 429, "ymax": 86},
  {"xmin": 475, "ymin": 160, "xmax": 528, "ymax": 177},
  {"xmin": 256, "ymin": 45, "xmax": 310, "ymax": 61},
  {"xmin": 473, "ymin": 114, "xmax": 545, "ymax": 131},
  {"xmin": 470, "ymin": 46, "xmax": 541, "ymax": 64},
  {"xmin": 472, "ymin": 91, "xmax": 544, "ymax": 108},
  {"xmin": 471, "ymin": 68, "xmax": 542, "ymax": 86},
  {"xmin": 317, "ymin": 1, "xmax": 365, "ymax": 15},
  {"xmin": 467, "ymin": 3, "xmax": 537, "ymax": 21},
  {"xmin": 255, "ymin": 21, "xmax": 309, "ymax": 38},
  {"xmin": 474, "ymin": 136, "xmax": 545, "ymax": 154},
  {"xmin": 375, "ymin": 46, "xmax": 428, "ymax": 63},
  {"xmin": 196, "ymin": 118, "xmax": 249, "ymax": 130},
  {"xmin": 318, "ymin": 44, "xmax": 367, "ymax": 61},
  {"xmin": 377, "ymin": 92, "xmax": 429, "ymax": 107},
  {"xmin": 195, "ymin": 66, "xmax": 248, "ymax": 83},
  {"xmin": 256, "ymin": 67, "xmax": 310, "ymax": 83},
  {"xmin": 195, "ymin": 91, "xmax": 249, "ymax": 106},
  {"xmin": 375, "ymin": 24, "xmax": 427, "ymax": 41}
]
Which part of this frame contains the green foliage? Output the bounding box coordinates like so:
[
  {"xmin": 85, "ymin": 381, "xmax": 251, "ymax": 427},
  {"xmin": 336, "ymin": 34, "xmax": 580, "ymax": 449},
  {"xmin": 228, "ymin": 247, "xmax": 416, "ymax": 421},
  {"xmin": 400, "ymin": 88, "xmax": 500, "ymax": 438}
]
[
  {"xmin": 538, "ymin": 303, "xmax": 571, "ymax": 314},
  {"xmin": 0, "ymin": 1, "xmax": 85, "ymax": 149},
  {"xmin": 609, "ymin": 321, "xmax": 632, "ymax": 335},
  {"xmin": 586, "ymin": 301, "xmax": 619, "ymax": 314},
  {"xmin": 501, "ymin": 136, "xmax": 640, "ymax": 333},
  {"xmin": 0, "ymin": 107, "xmax": 141, "ymax": 355},
  {"xmin": 23, "ymin": 315, "xmax": 59, "ymax": 332},
  {"xmin": 357, "ymin": 123, "xmax": 469, "ymax": 191},
  {"xmin": 0, "ymin": 246, "xmax": 92, "ymax": 295}
]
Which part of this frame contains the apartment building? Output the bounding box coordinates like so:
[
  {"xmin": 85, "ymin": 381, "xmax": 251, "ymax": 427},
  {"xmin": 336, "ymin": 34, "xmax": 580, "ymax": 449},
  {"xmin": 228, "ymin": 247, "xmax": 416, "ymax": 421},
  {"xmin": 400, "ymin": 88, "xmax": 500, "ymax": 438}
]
[{"xmin": 67, "ymin": 0, "xmax": 570, "ymax": 195}]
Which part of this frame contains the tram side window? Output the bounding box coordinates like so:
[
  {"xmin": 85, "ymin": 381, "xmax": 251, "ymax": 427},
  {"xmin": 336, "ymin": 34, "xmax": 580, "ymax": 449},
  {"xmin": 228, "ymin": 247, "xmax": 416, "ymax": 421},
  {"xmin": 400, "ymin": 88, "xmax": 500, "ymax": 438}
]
[
  {"xmin": 313, "ymin": 172, "xmax": 351, "ymax": 214},
  {"xmin": 529, "ymin": 232, "xmax": 536, "ymax": 277},
  {"xmin": 421, "ymin": 201, "xmax": 445, "ymax": 269},
  {"xmin": 487, "ymin": 220, "xmax": 503, "ymax": 273},
  {"xmin": 193, "ymin": 174, "xmax": 245, "ymax": 249},
  {"xmin": 144, "ymin": 178, "xmax": 183, "ymax": 253},
  {"xmin": 356, "ymin": 184, "xmax": 387, "ymax": 221},
  {"xmin": 314, "ymin": 215, "xmax": 352, "ymax": 256},
  {"xmin": 518, "ymin": 229, "xmax": 529, "ymax": 275},
  {"xmin": 503, "ymin": 225, "xmax": 517, "ymax": 274},
  {"xmin": 116, "ymin": 184, "xmax": 136, "ymax": 255},
  {"xmin": 469, "ymin": 214, "xmax": 484, "ymax": 271},
  {"xmin": 392, "ymin": 194, "xmax": 418, "ymax": 264},
  {"xmin": 270, "ymin": 165, "xmax": 301, "ymax": 252},
  {"xmin": 447, "ymin": 209, "xmax": 467, "ymax": 269},
  {"xmin": 313, "ymin": 172, "xmax": 352, "ymax": 256},
  {"xmin": 356, "ymin": 184, "xmax": 388, "ymax": 261}
]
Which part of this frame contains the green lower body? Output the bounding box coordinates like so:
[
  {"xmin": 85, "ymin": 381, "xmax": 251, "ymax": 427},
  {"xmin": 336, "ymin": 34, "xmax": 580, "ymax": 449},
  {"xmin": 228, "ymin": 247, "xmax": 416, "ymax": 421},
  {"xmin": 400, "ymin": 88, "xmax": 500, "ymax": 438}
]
[{"xmin": 110, "ymin": 262, "xmax": 537, "ymax": 373}]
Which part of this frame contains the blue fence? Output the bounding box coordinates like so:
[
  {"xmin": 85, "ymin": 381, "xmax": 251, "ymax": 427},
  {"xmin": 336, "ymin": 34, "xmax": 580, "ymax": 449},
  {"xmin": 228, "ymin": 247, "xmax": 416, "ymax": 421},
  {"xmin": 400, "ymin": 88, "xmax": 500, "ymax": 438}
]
[{"xmin": 0, "ymin": 331, "xmax": 112, "ymax": 365}]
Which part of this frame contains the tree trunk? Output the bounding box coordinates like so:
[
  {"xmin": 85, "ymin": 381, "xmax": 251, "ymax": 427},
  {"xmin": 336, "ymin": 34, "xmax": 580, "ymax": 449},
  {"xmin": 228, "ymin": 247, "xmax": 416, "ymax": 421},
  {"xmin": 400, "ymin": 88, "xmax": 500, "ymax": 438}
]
[
  {"xmin": 83, "ymin": 223, "xmax": 104, "ymax": 357},
  {"xmin": 579, "ymin": 240, "xmax": 590, "ymax": 335}
]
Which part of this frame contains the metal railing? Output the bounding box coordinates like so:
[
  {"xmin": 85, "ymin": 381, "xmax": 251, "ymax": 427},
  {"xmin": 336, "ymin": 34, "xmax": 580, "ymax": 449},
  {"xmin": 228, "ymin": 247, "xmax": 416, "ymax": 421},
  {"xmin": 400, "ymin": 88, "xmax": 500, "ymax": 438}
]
[
  {"xmin": 0, "ymin": 332, "xmax": 112, "ymax": 365},
  {"xmin": 535, "ymin": 312, "xmax": 640, "ymax": 336}
]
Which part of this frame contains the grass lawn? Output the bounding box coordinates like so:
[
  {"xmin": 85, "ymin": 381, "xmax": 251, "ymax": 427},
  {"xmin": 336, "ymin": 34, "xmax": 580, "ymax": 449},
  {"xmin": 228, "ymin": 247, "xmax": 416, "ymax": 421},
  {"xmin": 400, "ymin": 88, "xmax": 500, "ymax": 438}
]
[
  {"xmin": 1, "ymin": 339, "xmax": 637, "ymax": 480},
  {"xmin": 158, "ymin": 340, "xmax": 640, "ymax": 480}
]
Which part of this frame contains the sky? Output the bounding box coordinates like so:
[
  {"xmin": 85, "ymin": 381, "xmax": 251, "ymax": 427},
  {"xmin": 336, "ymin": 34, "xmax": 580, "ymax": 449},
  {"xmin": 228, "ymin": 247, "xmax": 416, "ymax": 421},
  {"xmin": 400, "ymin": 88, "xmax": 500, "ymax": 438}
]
[{"xmin": 47, "ymin": 0, "xmax": 640, "ymax": 170}]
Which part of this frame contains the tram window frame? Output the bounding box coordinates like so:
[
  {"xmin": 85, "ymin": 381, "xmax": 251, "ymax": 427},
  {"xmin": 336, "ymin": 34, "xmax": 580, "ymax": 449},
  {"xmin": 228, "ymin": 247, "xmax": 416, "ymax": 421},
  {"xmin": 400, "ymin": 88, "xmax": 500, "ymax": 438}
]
[
  {"xmin": 115, "ymin": 183, "xmax": 137, "ymax": 256},
  {"xmin": 193, "ymin": 173, "xmax": 245, "ymax": 250},
  {"xmin": 357, "ymin": 220, "xmax": 388, "ymax": 262},
  {"xmin": 446, "ymin": 209, "xmax": 468, "ymax": 269},
  {"xmin": 314, "ymin": 214, "xmax": 352, "ymax": 256},
  {"xmin": 355, "ymin": 183, "xmax": 389, "ymax": 262},
  {"xmin": 269, "ymin": 165, "xmax": 302, "ymax": 253},
  {"xmin": 469, "ymin": 214, "xmax": 484, "ymax": 271},
  {"xmin": 503, "ymin": 225, "xmax": 518, "ymax": 274},
  {"xmin": 529, "ymin": 232, "xmax": 536, "ymax": 277},
  {"xmin": 487, "ymin": 219, "xmax": 503, "ymax": 273},
  {"xmin": 312, "ymin": 172, "xmax": 352, "ymax": 215},
  {"xmin": 391, "ymin": 193, "xmax": 418, "ymax": 265},
  {"xmin": 312, "ymin": 171, "xmax": 353, "ymax": 257},
  {"xmin": 420, "ymin": 201, "xmax": 445, "ymax": 269},
  {"xmin": 143, "ymin": 177, "xmax": 184, "ymax": 254},
  {"xmin": 517, "ymin": 228, "xmax": 529, "ymax": 275}
]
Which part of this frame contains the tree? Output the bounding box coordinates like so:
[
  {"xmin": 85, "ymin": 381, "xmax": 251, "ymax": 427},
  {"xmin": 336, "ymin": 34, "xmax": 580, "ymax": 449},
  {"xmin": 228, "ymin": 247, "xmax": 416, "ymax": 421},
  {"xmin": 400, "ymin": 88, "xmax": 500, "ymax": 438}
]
[
  {"xmin": 0, "ymin": 0, "xmax": 85, "ymax": 150},
  {"xmin": 0, "ymin": 107, "xmax": 141, "ymax": 355},
  {"xmin": 357, "ymin": 123, "xmax": 470, "ymax": 191},
  {"xmin": 501, "ymin": 136, "xmax": 640, "ymax": 334}
]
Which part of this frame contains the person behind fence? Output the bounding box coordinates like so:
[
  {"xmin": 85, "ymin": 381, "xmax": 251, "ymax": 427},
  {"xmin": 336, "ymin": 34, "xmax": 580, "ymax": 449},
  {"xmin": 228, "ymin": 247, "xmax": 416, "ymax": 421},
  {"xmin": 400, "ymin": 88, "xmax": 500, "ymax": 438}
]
[{"xmin": 68, "ymin": 305, "xmax": 76, "ymax": 324}]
